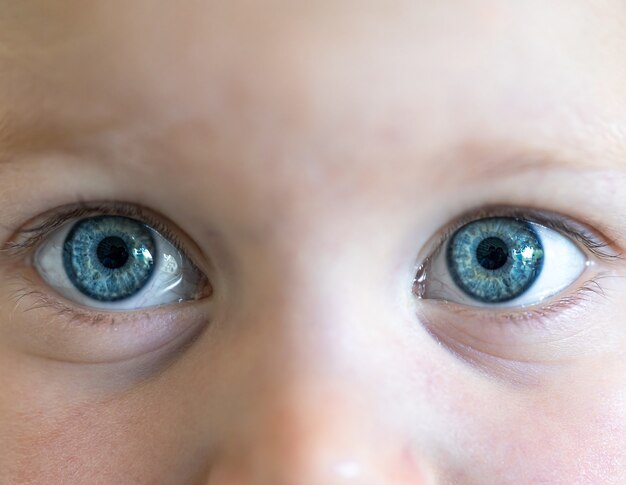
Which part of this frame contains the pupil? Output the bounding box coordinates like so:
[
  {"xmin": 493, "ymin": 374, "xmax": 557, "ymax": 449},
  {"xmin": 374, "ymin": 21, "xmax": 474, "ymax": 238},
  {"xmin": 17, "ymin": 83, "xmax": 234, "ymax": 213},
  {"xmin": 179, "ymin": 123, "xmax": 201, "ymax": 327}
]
[
  {"xmin": 476, "ymin": 237, "xmax": 509, "ymax": 270},
  {"xmin": 96, "ymin": 236, "xmax": 130, "ymax": 269}
]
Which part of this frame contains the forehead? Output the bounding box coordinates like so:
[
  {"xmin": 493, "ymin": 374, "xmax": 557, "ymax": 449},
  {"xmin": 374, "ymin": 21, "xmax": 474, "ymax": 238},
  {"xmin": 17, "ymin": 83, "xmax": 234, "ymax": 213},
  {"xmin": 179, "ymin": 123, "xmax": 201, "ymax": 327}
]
[{"xmin": 0, "ymin": 1, "xmax": 625, "ymax": 186}]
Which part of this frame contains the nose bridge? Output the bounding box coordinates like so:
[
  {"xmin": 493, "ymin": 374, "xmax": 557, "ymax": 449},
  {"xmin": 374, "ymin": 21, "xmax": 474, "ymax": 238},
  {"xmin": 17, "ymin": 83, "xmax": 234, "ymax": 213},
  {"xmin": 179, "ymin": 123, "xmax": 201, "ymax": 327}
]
[
  {"xmin": 234, "ymin": 238, "xmax": 400, "ymax": 411},
  {"xmin": 204, "ymin": 250, "xmax": 438, "ymax": 484}
]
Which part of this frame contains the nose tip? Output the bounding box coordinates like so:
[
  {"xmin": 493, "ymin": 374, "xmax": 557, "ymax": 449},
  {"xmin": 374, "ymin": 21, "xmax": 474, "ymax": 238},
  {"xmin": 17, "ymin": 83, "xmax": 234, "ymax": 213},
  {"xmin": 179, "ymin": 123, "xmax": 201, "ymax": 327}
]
[
  {"xmin": 205, "ymin": 384, "xmax": 438, "ymax": 485},
  {"xmin": 207, "ymin": 446, "xmax": 438, "ymax": 485}
]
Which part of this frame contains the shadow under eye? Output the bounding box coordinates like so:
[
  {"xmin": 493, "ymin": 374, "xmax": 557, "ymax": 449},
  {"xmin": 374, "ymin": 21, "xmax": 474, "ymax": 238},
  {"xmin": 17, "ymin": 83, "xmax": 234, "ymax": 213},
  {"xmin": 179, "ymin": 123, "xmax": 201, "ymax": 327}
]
[{"xmin": 3, "ymin": 272, "xmax": 215, "ymax": 370}]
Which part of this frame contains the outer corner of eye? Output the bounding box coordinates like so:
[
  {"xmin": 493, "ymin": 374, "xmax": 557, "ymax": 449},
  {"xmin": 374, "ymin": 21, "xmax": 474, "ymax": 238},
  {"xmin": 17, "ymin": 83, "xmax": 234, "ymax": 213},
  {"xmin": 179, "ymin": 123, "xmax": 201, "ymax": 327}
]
[
  {"xmin": 417, "ymin": 217, "xmax": 589, "ymax": 308},
  {"xmin": 33, "ymin": 214, "xmax": 208, "ymax": 311}
]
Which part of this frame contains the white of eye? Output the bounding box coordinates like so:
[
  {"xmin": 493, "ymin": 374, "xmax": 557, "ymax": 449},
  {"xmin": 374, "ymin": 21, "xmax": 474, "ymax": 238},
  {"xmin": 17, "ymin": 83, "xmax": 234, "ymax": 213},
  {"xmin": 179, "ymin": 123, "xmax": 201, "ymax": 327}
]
[
  {"xmin": 34, "ymin": 219, "xmax": 206, "ymax": 311},
  {"xmin": 424, "ymin": 221, "xmax": 588, "ymax": 308}
]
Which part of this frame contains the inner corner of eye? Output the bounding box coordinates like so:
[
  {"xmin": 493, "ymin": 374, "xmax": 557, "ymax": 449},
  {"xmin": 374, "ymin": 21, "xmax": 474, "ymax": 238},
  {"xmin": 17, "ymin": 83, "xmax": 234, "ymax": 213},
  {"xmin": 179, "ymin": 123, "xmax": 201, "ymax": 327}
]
[
  {"xmin": 412, "ymin": 262, "xmax": 428, "ymax": 297},
  {"xmin": 33, "ymin": 214, "xmax": 207, "ymax": 311}
]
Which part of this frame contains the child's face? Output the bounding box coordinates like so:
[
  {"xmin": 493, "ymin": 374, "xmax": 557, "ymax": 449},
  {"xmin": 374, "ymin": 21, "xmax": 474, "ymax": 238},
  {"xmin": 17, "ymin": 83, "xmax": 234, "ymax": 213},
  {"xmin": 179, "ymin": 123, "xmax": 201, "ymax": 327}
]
[{"xmin": 2, "ymin": 1, "xmax": 626, "ymax": 483}]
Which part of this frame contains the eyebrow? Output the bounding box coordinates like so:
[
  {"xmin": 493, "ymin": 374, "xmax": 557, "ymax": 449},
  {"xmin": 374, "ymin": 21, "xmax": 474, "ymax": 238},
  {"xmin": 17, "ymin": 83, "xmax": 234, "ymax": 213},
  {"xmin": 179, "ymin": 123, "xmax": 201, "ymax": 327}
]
[
  {"xmin": 0, "ymin": 112, "xmax": 34, "ymax": 157},
  {"xmin": 0, "ymin": 138, "xmax": 611, "ymax": 175},
  {"xmin": 0, "ymin": 114, "xmax": 10, "ymax": 150},
  {"xmin": 0, "ymin": 121, "xmax": 19, "ymax": 162},
  {"xmin": 428, "ymin": 140, "xmax": 620, "ymax": 189},
  {"xmin": 0, "ymin": 113, "xmax": 104, "ymax": 160},
  {"xmin": 0, "ymin": 107, "xmax": 621, "ymax": 182},
  {"xmin": 469, "ymin": 151, "xmax": 582, "ymax": 179}
]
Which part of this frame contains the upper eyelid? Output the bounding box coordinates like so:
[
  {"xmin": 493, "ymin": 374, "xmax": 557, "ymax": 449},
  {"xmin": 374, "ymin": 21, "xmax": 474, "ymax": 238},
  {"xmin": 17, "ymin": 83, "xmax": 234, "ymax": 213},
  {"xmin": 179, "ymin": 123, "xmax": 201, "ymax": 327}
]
[
  {"xmin": 421, "ymin": 206, "xmax": 622, "ymax": 264},
  {"xmin": 1, "ymin": 202, "xmax": 203, "ymax": 269},
  {"xmin": 5, "ymin": 203, "xmax": 621, "ymax": 268}
]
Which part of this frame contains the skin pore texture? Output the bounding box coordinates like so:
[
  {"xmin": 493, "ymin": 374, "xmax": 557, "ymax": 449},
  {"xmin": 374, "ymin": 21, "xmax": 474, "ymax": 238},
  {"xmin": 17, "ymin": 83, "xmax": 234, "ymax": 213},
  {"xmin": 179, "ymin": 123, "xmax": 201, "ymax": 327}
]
[{"xmin": 1, "ymin": 1, "xmax": 626, "ymax": 483}]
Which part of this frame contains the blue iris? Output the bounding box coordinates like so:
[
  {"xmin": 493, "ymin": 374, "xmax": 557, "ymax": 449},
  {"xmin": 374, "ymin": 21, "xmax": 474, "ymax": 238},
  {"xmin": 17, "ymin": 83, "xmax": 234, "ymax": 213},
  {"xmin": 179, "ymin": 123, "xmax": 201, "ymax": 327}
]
[
  {"xmin": 446, "ymin": 218, "xmax": 544, "ymax": 303},
  {"xmin": 63, "ymin": 216, "xmax": 156, "ymax": 302}
]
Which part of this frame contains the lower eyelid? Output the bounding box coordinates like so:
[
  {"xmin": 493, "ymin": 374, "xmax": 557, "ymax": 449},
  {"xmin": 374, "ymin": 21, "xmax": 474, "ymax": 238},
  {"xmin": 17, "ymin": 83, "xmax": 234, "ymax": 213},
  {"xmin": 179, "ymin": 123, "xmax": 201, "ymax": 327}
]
[
  {"xmin": 0, "ymin": 203, "xmax": 218, "ymax": 364},
  {"xmin": 1, "ymin": 272, "xmax": 213, "ymax": 364},
  {"xmin": 417, "ymin": 273, "xmax": 612, "ymax": 358}
]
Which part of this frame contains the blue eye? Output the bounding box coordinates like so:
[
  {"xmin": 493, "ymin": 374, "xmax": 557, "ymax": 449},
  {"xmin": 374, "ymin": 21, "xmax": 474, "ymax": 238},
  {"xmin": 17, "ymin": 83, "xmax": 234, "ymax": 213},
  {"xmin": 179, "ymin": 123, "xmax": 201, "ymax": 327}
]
[
  {"xmin": 63, "ymin": 216, "xmax": 156, "ymax": 302},
  {"xmin": 447, "ymin": 218, "xmax": 544, "ymax": 303},
  {"xmin": 420, "ymin": 216, "xmax": 588, "ymax": 308},
  {"xmin": 35, "ymin": 215, "xmax": 207, "ymax": 311}
]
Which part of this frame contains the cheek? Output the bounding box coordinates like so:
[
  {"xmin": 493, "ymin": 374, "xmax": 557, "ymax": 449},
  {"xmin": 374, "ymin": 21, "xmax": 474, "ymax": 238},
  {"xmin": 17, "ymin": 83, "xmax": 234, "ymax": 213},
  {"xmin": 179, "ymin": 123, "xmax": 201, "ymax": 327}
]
[
  {"xmin": 472, "ymin": 370, "xmax": 626, "ymax": 482},
  {"xmin": 2, "ymin": 392, "xmax": 184, "ymax": 483},
  {"xmin": 6, "ymin": 403, "xmax": 138, "ymax": 483}
]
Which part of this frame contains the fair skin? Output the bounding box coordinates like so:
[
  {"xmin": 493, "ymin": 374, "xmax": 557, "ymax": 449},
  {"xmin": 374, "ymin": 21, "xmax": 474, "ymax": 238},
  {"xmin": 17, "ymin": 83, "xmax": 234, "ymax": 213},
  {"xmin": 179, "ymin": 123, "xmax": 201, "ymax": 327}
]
[{"xmin": 1, "ymin": 1, "xmax": 626, "ymax": 483}]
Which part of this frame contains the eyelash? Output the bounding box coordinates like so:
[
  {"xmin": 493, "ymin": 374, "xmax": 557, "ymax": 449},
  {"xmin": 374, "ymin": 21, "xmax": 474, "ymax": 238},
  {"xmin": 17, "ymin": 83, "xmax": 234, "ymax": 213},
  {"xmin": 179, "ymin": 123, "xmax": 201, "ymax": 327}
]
[
  {"xmin": 2, "ymin": 201, "xmax": 206, "ymax": 326},
  {"xmin": 2, "ymin": 203, "xmax": 620, "ymax": 329},
  {"xmin": 11, "ymin": 284, "xmax": 138, "ymax": 327},
  {"xmin": 3, "ymin": 201, "xmax": 189, "ymax": 260},
  {"xmin": 439, "ymin": 277, "xmax": 610, "ymax": 328},
  {"xmin": 424, "ymin": 206, "xmax": 621, "ymax": 264},
  {"xmin": 414, "ymin": 206, "xmax": 622, "ymax": 324}
]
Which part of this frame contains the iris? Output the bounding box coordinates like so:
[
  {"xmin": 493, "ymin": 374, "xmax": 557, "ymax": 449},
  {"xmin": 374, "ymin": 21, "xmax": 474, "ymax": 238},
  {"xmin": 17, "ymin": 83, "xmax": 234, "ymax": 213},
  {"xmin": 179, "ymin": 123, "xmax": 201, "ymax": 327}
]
[
  {"xmin": 446, "ymin": 218, "xmax": 544, "ymax": 303},
  {"xmin": 63, "ymin": 216, "xmax": 156, "ymax": 302}
]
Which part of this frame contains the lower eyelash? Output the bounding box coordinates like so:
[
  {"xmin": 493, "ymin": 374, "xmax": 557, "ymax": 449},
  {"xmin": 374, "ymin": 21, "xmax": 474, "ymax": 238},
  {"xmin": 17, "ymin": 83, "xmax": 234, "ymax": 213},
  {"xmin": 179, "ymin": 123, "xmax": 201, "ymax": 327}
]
[
  {"xmin": 7, "ymin": 268, "xmax": 162, "ymax": 327},
  {"xmin": 10, "ymin": 281, "xmax": 123, "ymax": 327},
  {"xmin": 9, "ymin": 255, "xmax": 211, "ymax": 328},
  {"xmin": 446, "ymin": 275, "xmax": 613, "ymax": 329}
]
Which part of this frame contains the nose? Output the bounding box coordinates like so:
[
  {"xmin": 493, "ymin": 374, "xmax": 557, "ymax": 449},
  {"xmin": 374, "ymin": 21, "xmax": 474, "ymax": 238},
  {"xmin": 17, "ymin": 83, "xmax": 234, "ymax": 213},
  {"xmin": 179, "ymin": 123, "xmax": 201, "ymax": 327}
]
[
  {"xmin": 199, "ymin": 286, "xmax": 440, "ymax": 484},
  {"xmin": 187, "ymin": 232, "xmax": 446, "ymax": 485},
  {"xmin": 206, "ymin": 379, "xmax": 438, "ymax": 485}
]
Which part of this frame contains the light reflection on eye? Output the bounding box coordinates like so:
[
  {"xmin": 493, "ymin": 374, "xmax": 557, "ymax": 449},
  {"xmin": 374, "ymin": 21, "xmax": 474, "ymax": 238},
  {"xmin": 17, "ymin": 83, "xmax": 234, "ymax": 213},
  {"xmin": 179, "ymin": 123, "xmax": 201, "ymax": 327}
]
[
  {"xmin": 418, "ymin": 217, "xmax": 589, "ymax": 308},
  {"xmin": 35, "ymin": 215, "xmax": 207, "ymax": 311}
]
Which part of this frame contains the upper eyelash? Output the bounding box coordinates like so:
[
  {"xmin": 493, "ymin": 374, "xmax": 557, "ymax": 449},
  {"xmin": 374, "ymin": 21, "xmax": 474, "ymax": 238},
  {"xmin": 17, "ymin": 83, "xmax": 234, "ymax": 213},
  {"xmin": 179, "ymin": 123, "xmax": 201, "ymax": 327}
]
[
  {"xmin": 2, "ymin": 202, "xmax": 190, "ymax": 262},
  {"xmin": 2, "ymin": 203, "xmax": 211, "ymax": 326},
  {"xmin": 5, "ymin": 203, "xmax": 619, "ymax": 288},
  {"xmin": 427, "ymin": 206, "xmax": 622, "ymax": 263}
]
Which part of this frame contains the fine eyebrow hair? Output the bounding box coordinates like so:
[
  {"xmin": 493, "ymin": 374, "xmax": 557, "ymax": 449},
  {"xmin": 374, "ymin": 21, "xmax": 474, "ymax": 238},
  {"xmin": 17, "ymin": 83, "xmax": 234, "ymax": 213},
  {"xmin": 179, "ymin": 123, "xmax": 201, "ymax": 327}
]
[
  {"xmin": 0, "ymin": 114, "xmax": 100, "ymax": 158},
  {"xmin": 0, "ymin": 106, "xmax": 620, "ymax": 179},
  {"xmin": 426, "ymin": 140, "xmax": 621, "ymax": 188},
  {"xmin": 0, "ymin": 134, "xmax": 615, "ymax": 178},
  {"xmin": 0, "ymin": 119, "xmax": 17, "ymax": 159},
  {"xmin": 463, "ymin": 151, "xmax": 586, "ymax": 180},
  {"xmin": 0, "ymin": 113, "xmax": 11, "ymax": 148}
]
